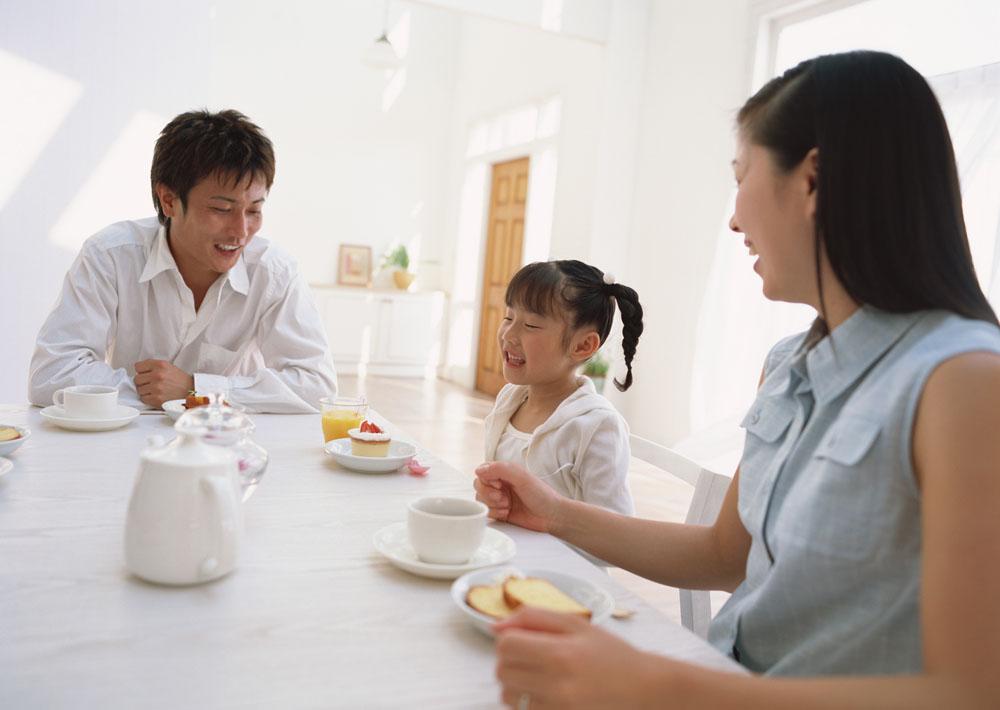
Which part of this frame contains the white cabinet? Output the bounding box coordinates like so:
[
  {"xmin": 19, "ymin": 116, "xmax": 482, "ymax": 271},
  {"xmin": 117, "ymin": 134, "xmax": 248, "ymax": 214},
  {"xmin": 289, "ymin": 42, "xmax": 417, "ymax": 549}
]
[{"xmin": 312, "ymin": 286, "xmax": 446, "ymax": 378}]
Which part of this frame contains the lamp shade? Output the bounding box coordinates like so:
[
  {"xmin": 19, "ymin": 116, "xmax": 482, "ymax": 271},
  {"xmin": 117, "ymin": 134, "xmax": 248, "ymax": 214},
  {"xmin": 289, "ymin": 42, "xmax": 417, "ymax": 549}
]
[{"xmin": 362, "ymin": 34, "xmax": 401, "ymax": 70}]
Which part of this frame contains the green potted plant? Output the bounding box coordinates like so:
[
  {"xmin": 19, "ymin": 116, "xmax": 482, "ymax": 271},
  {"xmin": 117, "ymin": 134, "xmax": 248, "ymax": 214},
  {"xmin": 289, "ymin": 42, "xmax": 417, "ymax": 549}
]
[
  {"xmin": 382, "ymin": 245, "xmax": 414, "ymax": 290},
  {"xmin": 582, "ymin": 351, "xmax": 610, "ymax": 394}
]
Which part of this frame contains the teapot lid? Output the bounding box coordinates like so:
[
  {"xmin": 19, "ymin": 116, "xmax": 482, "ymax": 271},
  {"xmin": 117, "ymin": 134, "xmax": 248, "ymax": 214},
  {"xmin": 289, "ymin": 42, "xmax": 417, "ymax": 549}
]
[{"xmin": 175, "ymin": 392, "xmax": 253, "ymax": 445}]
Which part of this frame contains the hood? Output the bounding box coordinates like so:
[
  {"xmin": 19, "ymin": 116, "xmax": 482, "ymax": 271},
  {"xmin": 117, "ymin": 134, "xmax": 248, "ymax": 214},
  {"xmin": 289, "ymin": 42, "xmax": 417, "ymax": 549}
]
[{"xmin": 485, "ymin": 377, "xmax": 617, "ymax": 457}]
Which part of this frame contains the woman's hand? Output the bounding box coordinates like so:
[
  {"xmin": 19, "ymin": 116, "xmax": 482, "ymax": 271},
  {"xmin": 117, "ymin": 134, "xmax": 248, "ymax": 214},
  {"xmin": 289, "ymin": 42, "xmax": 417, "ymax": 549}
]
[
  {"xmin": 493, "ymin": 608, "xmax": 669, "ymax": 708},
  {"xmin": 474, "ymin": 461, "xmax": 566, "ymax": 533}
]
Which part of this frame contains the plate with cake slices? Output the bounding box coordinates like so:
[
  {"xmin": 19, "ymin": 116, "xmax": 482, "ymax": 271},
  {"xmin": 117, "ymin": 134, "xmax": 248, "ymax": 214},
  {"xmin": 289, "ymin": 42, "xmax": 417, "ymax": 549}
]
[
  {"xmin": 451, "ymin": 567, "xmax": 614, "ymax": 636},
  {"xmin": 324, "ymin": 421, "xmax": 416, "ymax": 473},
  {"xmin": 0, "ymin": 425, "xmax": 29, "ymax": 457}
]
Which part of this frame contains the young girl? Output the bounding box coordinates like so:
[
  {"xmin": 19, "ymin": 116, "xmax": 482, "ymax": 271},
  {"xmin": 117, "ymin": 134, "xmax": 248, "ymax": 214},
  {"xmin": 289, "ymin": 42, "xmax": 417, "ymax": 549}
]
[
  {"xmin": 476, "ymin": 51, "xmax": 1000, "ymax": 708},
  {"xmin": 483, "ymin": 260, "xmax": 643, "ymax": 515}
]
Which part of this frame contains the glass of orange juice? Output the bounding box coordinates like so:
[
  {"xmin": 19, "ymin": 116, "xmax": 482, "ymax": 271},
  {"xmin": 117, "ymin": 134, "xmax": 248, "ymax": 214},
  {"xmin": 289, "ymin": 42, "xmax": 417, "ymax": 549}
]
[{"xmin": 320, "ymin": 396, "xmax": 368, "ymax": 443}]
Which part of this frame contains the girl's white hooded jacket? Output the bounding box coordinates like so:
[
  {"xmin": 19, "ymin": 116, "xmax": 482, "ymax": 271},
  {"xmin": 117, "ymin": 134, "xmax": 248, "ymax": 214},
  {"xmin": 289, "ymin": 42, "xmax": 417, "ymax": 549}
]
[{"xmin": 483, "ymin": 377, "xmax": 634, "ymax": 515}]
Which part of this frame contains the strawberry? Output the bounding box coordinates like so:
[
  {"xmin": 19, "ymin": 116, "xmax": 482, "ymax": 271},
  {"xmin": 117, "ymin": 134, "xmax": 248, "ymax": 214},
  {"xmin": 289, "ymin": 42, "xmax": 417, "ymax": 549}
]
[{"xmin": 360, "ymin": 420, "xmax": 383, "ymax": 434}]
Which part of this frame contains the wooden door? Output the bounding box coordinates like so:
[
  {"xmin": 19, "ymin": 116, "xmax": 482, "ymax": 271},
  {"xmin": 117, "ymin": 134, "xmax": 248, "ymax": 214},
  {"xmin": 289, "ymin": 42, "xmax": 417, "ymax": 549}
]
[{"xmin": 475, "ymin": 157, "xmax": 530, "ymax": 396}]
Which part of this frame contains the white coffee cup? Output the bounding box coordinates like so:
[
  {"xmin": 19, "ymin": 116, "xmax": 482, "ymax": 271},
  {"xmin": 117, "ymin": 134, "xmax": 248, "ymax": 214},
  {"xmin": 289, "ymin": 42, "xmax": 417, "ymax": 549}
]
[
  {"xmin": 407, "ymin": 497, "xmax": 488, "ymax": 565},
  {"xmin": 53, "ymin": 385, "xmax": 119, "ymax": 419}
]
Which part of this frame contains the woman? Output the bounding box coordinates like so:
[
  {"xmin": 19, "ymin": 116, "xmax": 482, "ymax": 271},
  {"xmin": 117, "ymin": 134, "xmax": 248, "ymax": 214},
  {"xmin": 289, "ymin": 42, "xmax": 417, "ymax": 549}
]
[{"xmin": 474, "ymin": 51, "xmax": 1000, "ymax": 708}]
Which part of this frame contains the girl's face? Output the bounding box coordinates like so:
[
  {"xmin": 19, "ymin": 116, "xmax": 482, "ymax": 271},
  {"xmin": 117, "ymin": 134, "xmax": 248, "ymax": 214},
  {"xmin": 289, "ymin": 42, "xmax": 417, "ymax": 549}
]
[
  {"xmin": 729, "ymin": 137, "xmax": 819, "ymax": 305},
  {"xmin": 497, "ymin": 305, "xmax": 587, "ymax": 387}
]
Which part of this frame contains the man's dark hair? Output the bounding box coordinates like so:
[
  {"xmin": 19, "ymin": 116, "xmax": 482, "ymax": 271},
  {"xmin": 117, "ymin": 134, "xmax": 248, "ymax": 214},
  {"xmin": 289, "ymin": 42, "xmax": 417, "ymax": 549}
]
[
  {"xmin": 150, "ymin": 109, "xmax": 275, "ymax": 226},
  {"xmin": 739, "ymin": 50, "xmax": 997, "ymax": 334}
]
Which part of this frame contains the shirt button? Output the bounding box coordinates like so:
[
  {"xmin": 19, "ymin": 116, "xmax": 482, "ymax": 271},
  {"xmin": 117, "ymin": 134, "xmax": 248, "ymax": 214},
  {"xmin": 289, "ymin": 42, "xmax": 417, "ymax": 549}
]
[{"xmin": 750, "ymin": 411, "xmax": 760, "ymax": 424}]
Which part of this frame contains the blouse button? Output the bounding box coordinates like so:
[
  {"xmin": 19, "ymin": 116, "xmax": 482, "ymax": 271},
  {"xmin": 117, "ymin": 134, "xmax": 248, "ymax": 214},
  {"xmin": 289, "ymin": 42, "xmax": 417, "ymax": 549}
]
[{"xmin": 750, "ymin": 411, "xmax": 760, "ymax": 425}]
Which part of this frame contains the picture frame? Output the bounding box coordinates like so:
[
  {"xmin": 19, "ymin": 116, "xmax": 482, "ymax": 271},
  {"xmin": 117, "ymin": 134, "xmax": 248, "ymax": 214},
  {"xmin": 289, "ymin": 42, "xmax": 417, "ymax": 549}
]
[{"xmin": 337, "ymin": 244, "xmax": 372, "ymax": 287}]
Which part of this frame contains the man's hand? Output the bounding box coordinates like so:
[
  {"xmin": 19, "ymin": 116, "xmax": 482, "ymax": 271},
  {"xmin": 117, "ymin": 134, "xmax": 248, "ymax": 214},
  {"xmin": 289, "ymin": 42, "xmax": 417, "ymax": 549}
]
[{"xmin": 134, "ymin": 360, "xmax": 194, "ymax": 408}]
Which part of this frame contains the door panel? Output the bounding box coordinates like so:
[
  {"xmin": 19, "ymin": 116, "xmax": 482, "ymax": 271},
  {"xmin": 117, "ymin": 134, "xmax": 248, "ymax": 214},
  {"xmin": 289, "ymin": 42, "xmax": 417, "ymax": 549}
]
[{"xmin": 475, "ymin": 157, "xmax": 530, "ymax": 396}]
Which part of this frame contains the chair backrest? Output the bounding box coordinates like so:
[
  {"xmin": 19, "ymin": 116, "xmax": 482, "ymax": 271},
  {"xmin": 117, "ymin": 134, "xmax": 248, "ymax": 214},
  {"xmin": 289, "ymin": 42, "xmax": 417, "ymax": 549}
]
[{"xmin": 629, "ymin": 434, "xmax": 733, "ymax": 639}]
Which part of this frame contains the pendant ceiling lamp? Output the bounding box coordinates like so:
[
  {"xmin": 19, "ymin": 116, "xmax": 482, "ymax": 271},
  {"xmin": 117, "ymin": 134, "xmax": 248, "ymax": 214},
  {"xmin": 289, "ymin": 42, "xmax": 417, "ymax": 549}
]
[{"xmin": 362, "ymin": 1, "xmax": 401, "ymax": 70}]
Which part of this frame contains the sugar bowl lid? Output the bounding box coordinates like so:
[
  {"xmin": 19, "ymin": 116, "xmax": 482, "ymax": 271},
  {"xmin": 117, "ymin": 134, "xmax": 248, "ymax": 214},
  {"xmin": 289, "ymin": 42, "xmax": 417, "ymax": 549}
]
[{"xmin": 175, "ymin": 393, "xmax": 253, "ymax": 445}]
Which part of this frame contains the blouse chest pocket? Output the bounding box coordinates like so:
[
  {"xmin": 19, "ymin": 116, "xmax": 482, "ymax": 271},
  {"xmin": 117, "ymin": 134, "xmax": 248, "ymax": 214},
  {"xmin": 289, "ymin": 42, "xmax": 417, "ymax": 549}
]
[
  {"xmin": 779, "ymin": 414, "xmax": 887, "ymax": 562},
  {"xmin": 814, "ymin": 414, "xmax": 881, "ymax": 465},
  {"xmin": 738, "ymin": 397, "xmax": 796, "ymax": 528},
  {"xmin": 742, "ymin": 397, "xmax": 795, "ymax": 444}
]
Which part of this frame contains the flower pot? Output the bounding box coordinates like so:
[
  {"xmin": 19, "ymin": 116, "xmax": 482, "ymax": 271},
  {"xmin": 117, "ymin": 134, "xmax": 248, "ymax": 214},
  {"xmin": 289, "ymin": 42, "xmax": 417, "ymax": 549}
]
[{"xmin": 393, "ymin": 270, "xmax": 415, "ymax": 290}]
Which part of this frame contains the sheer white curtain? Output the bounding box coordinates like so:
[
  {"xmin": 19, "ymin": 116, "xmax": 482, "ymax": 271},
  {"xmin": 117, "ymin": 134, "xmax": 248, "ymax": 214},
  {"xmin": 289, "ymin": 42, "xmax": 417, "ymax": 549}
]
[
  {"xmin": 687, "ymin": 193, "xmax": 813, "ymax": 436},
  {"xmin": 687, "ymin": 61, "xmax": 1000, "ymax": 438},
  {"xmin": 930, "ymin": 62, "xmax": 1000, "ymax": 308}
]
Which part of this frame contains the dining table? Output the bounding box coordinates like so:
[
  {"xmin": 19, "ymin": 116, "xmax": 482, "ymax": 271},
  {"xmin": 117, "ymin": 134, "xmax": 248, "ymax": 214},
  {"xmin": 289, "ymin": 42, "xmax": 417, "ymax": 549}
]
[{"xmin": 0, "ymin": 402, "xmax": 744, "ymax": 708}]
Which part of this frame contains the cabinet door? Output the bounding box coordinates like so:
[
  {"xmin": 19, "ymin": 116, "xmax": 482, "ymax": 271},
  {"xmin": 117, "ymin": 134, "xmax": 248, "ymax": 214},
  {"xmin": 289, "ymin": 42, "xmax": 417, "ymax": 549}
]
[
  {"xmin": 377, "ymin": 296, "xmax": 442, "ymax": 366},
  {"xmin": 318, "ymin": 290, "xmax": 376, "ymax": 366}
]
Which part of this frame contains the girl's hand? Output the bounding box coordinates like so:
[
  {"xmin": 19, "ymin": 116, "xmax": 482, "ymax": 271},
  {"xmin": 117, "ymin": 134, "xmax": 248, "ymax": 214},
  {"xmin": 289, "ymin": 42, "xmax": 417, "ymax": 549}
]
[
  {"xmin": 493, "ymin": 608, "xmax": 668, "ymax": 708},
  {"xmin": 474, "ymin": 461, "xmax": 565, "ymax": 533}
]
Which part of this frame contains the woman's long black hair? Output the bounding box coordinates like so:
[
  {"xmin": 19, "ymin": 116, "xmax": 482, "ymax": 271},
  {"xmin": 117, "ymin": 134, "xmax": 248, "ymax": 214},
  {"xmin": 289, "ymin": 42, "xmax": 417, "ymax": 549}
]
[
  {"xmin": 738, "ymin": 50, "xmax": 997, "ymax": 334},
  {"xmin": 504, "ymin": 260, "xmax": 644, "ymax": 391}
]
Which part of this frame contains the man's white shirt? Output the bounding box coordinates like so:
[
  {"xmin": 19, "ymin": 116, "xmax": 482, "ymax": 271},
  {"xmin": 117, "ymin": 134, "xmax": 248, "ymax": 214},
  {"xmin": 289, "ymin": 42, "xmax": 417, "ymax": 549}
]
[{"xmin": 29, "ymin": 217, "xmax": 338, "ymax": 412}]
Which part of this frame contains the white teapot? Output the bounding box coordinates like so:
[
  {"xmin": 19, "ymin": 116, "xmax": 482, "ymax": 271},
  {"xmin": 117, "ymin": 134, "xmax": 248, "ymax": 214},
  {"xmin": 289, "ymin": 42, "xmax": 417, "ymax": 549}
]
[{"xmin": 124, "ymin": 403, "xmax": 243, "ymax": 585}]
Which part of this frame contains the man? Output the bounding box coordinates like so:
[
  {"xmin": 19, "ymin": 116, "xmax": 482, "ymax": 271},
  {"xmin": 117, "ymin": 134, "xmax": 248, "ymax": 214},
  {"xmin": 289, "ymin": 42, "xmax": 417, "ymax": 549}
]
[{"xmin": 29, "ymin": 109, "xmax": 337, "ymax": 413}]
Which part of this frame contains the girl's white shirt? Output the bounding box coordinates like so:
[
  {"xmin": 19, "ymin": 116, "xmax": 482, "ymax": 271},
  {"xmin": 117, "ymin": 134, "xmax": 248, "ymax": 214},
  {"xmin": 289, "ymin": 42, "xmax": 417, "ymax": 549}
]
[
  {"xmin": 494, "ymin": 422, "xmax": 532, "ymax": 470},
  {"xmin": 484, "ymin": 377, "xmax": 635, "ymax": 515}
]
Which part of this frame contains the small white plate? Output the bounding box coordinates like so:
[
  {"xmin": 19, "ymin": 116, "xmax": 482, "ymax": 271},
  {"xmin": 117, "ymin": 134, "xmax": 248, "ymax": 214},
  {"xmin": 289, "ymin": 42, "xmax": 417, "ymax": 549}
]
[
  {"xmin": 324, "ymin": 438, "xmax": 416, "ymax": 473},
  {"xmin": 162, "ymin": 400, "xmax": 186, "ymax": 421},
  {"xmin": 373, "ymin": 522, "xmax": 516, "ymax": 580},
  {"xmin": 0, "ymin": 425, "xmax": 29, "ymax": 456},
  {"xmin": 451, "ymin": 567, "xmax": 615, "ymax": 636},
  {"xmin": 0, "ymin": 457, "xmax": 12, "ymax": 478},
  {"xmin": 39, "ymin": 405, "xmax": 140, "ymax": 432}
]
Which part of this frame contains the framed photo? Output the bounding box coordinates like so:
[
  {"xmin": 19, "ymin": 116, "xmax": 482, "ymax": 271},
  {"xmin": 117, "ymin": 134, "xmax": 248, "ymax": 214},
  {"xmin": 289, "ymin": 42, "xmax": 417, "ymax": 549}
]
[{"xmin": 337, "ymin": 244, "xmax": 372, "ymax": 287}]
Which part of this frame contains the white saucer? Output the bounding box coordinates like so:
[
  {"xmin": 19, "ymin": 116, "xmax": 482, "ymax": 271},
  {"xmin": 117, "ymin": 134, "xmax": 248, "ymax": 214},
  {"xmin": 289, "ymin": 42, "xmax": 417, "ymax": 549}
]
[
  {"xmin": 40, "ymin": 405, "xmax": 140, "ymax": 432},
  {"xmin": 451, "ymin": 567, "xmax": 614, "ymax": 636},
  {"xmin": 162, "ymin": 399, "xmax": 186, "ymax": 421},
  {"xmin": 373, "ymin": 522, "xmax": 516, "ymax": 579},
  {"xmin": 0, "ymin": 457, "xmax": 12, "ymax": 478},
  {"xmin": 324, "ymin": 438, "xmax": 416, "ymax": 473}
]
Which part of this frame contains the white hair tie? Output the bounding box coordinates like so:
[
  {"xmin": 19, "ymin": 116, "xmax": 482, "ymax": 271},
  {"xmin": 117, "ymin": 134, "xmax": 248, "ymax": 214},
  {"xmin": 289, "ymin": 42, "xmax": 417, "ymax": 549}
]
[{"xmin": 602, "ymin": 272, "xmax": 616, "ymax": 285}]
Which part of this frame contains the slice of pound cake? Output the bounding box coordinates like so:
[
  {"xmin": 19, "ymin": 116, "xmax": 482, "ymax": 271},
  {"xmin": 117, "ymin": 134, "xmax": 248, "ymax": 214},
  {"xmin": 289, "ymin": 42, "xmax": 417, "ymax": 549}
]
[
  {"xmin": 503, "ymin": 577, "xmax": 592, "ymax": 619},
  {"xmin": 466, "ymin": 576, "xmax": 591, "ymax": 620}
]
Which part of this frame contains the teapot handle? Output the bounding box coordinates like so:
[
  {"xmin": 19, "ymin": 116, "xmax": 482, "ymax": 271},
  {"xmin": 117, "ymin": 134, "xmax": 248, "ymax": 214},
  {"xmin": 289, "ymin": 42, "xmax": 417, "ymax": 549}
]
[{"xmin": 199, "ymin": 475, "xmax": 240, "ymax": 579}]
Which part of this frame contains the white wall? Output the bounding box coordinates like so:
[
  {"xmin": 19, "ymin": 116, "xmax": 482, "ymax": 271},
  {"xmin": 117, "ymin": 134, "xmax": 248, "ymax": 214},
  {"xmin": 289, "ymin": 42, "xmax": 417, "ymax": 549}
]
[
  {"xmin": 620, "ymin": 0, "xmax": 754, "ymax": 444},
  {"xmin": 2, "ymin": 0, "xmax": 759, "ymax": 452},
  {"xmin": 0, "ymin": 0, "xmax": 461, "ymax": 403},
  {"xmin": 437, "ymin": 14, "xmax": 609, "ymax": 387},
  {"xmin": 438, "ymin": 3, "xmax": 653, "ymax": 390}
]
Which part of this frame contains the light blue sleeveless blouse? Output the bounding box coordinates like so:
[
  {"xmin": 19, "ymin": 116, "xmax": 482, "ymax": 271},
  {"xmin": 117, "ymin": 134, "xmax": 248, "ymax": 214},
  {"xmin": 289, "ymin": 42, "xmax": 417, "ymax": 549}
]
[{"xmin": 708, "ymin": 307, "xmax": 1000, "ymax": 675}]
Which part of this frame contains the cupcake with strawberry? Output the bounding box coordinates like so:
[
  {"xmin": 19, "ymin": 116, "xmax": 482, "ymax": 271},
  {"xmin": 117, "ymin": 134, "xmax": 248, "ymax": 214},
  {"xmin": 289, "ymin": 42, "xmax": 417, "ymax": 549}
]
[{"xmin": 348, "ymin": 420, "xmax": 391, "ymax": 457}]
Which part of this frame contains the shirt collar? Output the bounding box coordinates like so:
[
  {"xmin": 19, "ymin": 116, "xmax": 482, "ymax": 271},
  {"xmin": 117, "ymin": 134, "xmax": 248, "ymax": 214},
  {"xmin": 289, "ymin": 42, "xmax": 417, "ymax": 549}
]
[
  {"xmin": 801, "ymin": 306, "xmax": 925, "ymax": 404},
  {"xmin": 138, "ymin": 223, "xmax": 250, "ymax": 295},
  {"xmin": 138, "ymin": 223, "xmax": 177, "ymax": 283}
]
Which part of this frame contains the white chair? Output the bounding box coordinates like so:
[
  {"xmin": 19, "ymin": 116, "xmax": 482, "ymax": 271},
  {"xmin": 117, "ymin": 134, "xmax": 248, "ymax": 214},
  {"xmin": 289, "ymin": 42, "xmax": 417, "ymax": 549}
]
[{"xmin": 629, "ymin": 434, "xmax": 734, "ymax": 639}]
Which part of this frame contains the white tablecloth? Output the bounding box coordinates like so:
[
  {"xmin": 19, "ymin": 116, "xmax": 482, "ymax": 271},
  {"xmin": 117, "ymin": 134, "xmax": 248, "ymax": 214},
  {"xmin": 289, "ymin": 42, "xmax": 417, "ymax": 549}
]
[{"xmin": 0, "ymin": 404, "xmax": 741, "ymax": 708}]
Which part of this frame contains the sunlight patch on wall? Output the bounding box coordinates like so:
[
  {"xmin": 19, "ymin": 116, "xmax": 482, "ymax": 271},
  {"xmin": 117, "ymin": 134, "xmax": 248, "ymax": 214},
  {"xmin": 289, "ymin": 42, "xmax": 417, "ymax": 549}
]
[
  {"xmin": 50, "ymin": 110, "xmax": 166, "ymax": 251},
  {"xmin": 0, "ymin": 49, "xmax": 83, "ymax": 212},
  {"xmin": 382, "ymin": 66, "xmax": 409, "ymax": 113},
  {"xmin": 444, "ymin": 163, "xmax": 488, "ymax": 369},
  {"xmin": 523, "ymin": 147, "xmax": 557, "ymax": 264}
]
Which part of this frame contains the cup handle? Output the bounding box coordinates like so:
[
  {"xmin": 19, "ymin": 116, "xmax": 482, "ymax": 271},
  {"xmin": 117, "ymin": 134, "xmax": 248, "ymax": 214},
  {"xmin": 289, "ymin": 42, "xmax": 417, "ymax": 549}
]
[
  {"xmin": 53, "ymin": 389, "xmax": 65, "ymax": 408},
  {"xmin": 199, "ymin": 475, "xmax": 240, "ymax": 579}
]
